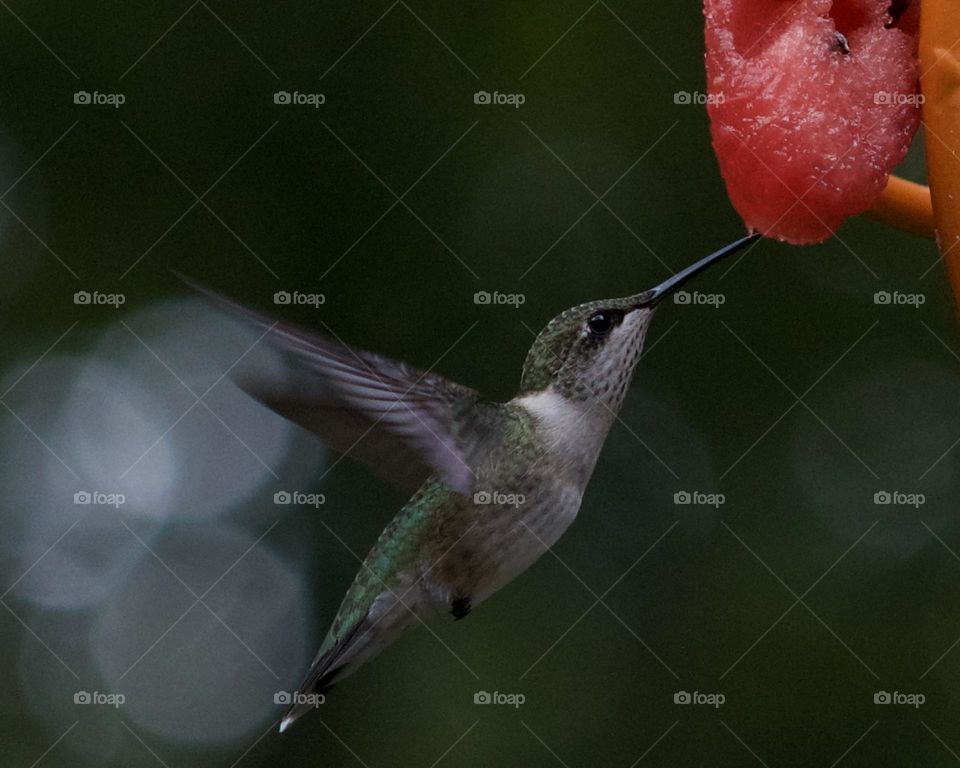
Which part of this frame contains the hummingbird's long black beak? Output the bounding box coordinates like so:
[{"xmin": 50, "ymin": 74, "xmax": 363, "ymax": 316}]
[{"xmin": 637, "ymin": 233, "xmax": 761, "ymax": 308}]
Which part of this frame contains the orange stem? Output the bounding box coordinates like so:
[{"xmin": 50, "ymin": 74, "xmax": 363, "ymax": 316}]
[
  {"xmin": 919, "ymin": 0, "xmax": 960, "ymax": 311},
  {"xmin": 866, "ymin": 174, "xmax": 935, "ymax": 237}
]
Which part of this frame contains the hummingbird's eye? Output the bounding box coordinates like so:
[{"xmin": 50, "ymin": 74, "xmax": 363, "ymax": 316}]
[{"xmin": 586, "ymin": 310, "xmax": 620, "ymax": 336}]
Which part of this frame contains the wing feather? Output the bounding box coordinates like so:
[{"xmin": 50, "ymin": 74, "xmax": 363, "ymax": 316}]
[{"xmin": 184, "ymin": 278, "xmax": 495, "ymax": 494}]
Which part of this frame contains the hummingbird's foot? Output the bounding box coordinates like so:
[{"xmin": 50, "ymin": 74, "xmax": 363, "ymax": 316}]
[{"xmin": 451, "ymin": 593, "xmax": 472, "ymax": 620}]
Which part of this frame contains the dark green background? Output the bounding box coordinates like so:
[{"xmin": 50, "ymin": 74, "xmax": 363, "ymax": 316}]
[{"xmin": 1, "ymin": 2, "xmax": 958, "ymax": 766}]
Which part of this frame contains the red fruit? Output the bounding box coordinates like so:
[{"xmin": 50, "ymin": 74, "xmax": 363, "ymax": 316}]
[{"xmin": 704, "ymin": 0, "xmax": 921, "ymax": 244}]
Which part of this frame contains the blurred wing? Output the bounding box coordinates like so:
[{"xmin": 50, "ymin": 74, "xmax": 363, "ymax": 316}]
[{"xmin": 185, "ymin": 278, "xmax": 490, "ymax": 495}]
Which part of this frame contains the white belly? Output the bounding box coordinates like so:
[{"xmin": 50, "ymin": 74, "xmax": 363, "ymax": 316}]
[{"xmin": 470, "ymin": 481, "xmax": 583, "ymax": 605}]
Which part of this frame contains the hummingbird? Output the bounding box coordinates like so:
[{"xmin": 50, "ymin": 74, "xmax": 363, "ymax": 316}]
[{"xmin": 191, "ymin": 233, "xmax": 757, "ymax": 731}]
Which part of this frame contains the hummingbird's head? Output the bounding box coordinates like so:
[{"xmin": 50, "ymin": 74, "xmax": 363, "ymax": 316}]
[
  {"xmin": 518, "ymin": 234, "xmax": 760, "ymax": 407},
  {"xmin": 519, "ymin": 294, "xmax": 656, "ymax": 407}
]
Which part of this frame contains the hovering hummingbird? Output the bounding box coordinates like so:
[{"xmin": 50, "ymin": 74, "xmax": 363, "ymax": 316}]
[{"xmin": 192, "ymin": 233, "xmax": 757, "ymax": 731}]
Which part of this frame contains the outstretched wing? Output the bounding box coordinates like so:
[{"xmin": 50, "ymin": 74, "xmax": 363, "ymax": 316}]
[{"xmin": 186, "ymin": 278, "xmax": 493, "ymax": 495}]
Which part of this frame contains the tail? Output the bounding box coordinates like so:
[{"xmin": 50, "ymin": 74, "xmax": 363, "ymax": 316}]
[
  {"xmin": 278, "ymin": 591, "xmax": 427, "ymax": 732},
  {"xmin": 278, "ymin": 626, "xmax": 358, "ymax": 733}
]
